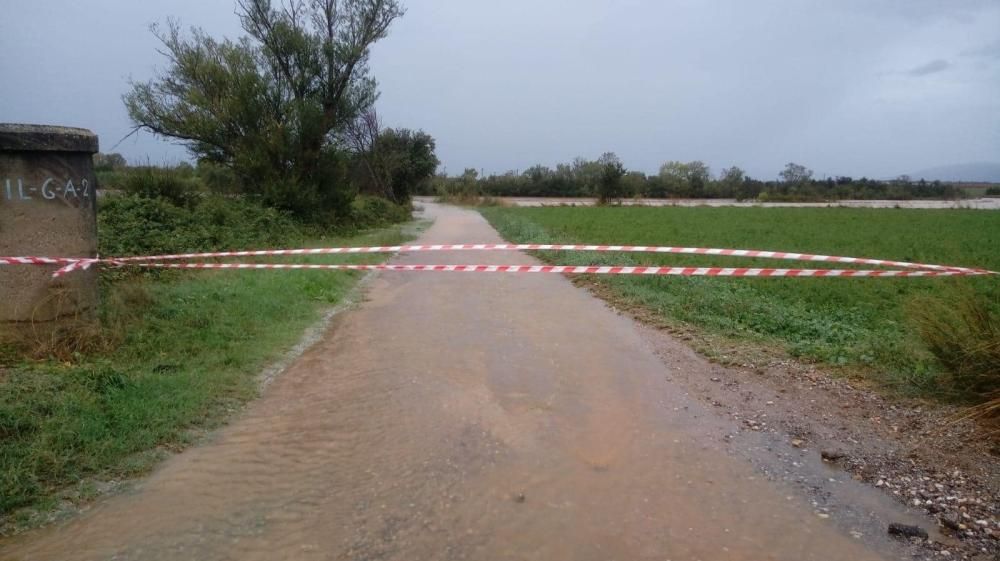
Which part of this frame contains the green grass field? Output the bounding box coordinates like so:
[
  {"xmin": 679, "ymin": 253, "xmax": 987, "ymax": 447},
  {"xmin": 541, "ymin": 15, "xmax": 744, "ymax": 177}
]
[
  {"xmin": 480, "ymin": 206, "xmax": 1000, "ymax": 397},
  {"xmin": 0, "ymin": 223, "xmax": 422, "ymax": 523}
]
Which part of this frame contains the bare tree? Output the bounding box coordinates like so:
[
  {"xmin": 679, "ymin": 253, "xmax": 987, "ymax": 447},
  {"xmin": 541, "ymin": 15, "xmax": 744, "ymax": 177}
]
[{"xmin": 344, "ymin": 107, "xmax": 391, "ymax": 198}]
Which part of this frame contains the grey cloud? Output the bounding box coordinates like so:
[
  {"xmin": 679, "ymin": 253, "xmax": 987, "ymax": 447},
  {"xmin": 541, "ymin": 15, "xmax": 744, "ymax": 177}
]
[
  {"xmin": 961, "ymin": 39, "xmax": 1000, "ymax": 59},
  {"xmin": 906, "ymin": 59, "xmax": 951, "ymax": 76},
  {"xmin": 2, "ymin": 0, "xmax": 999, "ymax": 180},
  {"xmin": 837, "ymin": 0, "xmax": 998, "ymax": 24}
]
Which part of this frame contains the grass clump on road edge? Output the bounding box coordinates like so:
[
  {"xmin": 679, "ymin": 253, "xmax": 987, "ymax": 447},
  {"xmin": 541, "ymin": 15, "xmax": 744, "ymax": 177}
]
[
  {"xmin": 909, "ymin": 292, "xmax": 1000, "ymax": 421},
  {"xmin": 0, "ymin": 224, "xmax": 421, "ymax": 526},
  {"xmin": 478, "ymin": 206, "xmax": 1000, "ymax": 408}
]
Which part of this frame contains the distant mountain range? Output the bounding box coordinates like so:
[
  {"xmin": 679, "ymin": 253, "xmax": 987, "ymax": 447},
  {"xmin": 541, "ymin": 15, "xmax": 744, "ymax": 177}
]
[{"xmin": 908, "ymin": 162, "xmax": 1000, "ymax": 183}]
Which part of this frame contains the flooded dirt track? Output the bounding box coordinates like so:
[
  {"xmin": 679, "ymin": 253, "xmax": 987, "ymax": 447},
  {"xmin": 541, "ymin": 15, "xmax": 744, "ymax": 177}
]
[{"xmin": 2, "ymin": 204, "xmax": 917, "ymax": 560}]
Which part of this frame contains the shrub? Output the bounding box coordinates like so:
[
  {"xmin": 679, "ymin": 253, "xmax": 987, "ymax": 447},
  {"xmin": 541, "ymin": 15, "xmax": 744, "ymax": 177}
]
[
  {"xmin": 120, "ymin": 167, "xmax": 201, "ymax": 206},
  {"xmin": 347, "ymin": 196, "xmax": 412, "ymax": 229},
  {"xmin": 97, "ymin": 192, "xmax": 408, "ymax": 267},
  {"xmin": 597, "ymin": 157, "xmax": 628, "ymax": 204},
  {"xmin": 98, "ymin": 195, "xmax": 198, "ymax": 258},
  {"xmin": 910, "ymin": 292, "xmax": 1000, "ymax": 407},
  {"xmin": 98, "ymin": 194, "xmax": 303, "ymax": 271},
  {"xmin": 435, "ymin": 169, "xmax": 482, "ymax": 204},
  {"xmin": 197, "ymin": 161, "xmax": 240, "ymax": 194},
  {"xmin": 95, "ymin": 169, "xmax": 128, "ymax": 191},
  {"xmin": 986, "ymin": 187, "xmax": 1000, "ymax": 197}
]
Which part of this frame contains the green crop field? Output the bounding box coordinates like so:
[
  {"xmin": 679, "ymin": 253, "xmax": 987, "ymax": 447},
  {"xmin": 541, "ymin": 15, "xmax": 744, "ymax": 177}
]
[{"xmin": 480, "ymin": 206, "xmax": 1000, "ymax": 398}]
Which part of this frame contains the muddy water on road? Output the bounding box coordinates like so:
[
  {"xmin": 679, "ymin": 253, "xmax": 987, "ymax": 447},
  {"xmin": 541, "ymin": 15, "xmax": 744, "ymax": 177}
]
[{"xmin": 2, "ymin": 204, "xmax": 894, "ymax": 560}]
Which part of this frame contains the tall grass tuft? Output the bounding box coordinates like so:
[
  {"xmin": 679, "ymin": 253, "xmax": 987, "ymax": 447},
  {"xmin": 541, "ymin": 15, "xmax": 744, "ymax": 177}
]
[{"xmin": 910, "ymin": 291, "xmax": 1000, "ymax": 417}]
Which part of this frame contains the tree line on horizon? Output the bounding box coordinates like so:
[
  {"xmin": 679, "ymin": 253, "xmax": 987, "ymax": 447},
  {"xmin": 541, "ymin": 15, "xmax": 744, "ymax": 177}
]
[{"xmin": 428, "ymin": 155, "xmax": 964, "ymax": 203}]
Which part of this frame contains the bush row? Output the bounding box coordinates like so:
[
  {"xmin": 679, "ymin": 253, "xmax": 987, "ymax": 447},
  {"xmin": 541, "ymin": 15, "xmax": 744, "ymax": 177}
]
[
  {"xmin": 427, "ymin": 161, "xmax": 966, "ymax": 202},
  {"xmin": 96, "ymin": 167, "xmax": 412, "ymax": 274},
  {"xmin": 98, "ymin": 195, "xmax": 303, "ymax": 261}
]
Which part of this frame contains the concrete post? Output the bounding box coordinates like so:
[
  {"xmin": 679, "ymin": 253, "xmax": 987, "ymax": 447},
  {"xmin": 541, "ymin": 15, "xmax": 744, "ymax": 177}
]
[{"xmin": 0, "ymin": 124, "xmax": 100, "ymax": 336}]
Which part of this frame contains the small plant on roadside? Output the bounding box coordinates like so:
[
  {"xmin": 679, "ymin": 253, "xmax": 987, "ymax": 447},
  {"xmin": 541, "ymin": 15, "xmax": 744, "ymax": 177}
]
[
  {"xmin": 347, "ymin": 196, "xmax": 413, "ymax": 229},
  {"xmin": 909, "ymin": 291, "xmax": 1000, "ymax": 415}
]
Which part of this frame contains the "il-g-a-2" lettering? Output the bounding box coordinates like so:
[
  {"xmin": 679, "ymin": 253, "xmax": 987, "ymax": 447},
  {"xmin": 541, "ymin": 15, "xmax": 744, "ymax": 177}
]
[{"xmin": 2, "ymin": 177, "xmax": 92, "ymax": 201}]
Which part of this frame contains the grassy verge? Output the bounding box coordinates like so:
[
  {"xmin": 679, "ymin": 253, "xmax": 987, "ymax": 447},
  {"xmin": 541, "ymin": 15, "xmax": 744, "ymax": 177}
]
[
  {"xmin": 479, "ymin": 206, "xmax": 1000, "ymax": 399},
  {"xmin": 0, "ymin": 223, "xmax": 423, "ymax": 526}
]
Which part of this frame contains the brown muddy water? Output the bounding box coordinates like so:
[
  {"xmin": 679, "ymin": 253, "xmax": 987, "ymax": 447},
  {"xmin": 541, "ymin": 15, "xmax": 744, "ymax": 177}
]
[{"xmin": 1, "ymin": 204, "xmax": 920, "ymax": 560}]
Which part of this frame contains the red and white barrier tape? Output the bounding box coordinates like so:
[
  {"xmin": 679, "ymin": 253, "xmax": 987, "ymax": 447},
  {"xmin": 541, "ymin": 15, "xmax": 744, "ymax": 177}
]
[
  {"xmin": 137, "ymin": 263, "xmax": 993, "ymax": 277},
  {"xmin": 49, "ymin": 244, "xmax": 987, "ymax": 273},
  {"xmin": 1, "ymin": 243, "xmax": 996, "ymax": 278}
]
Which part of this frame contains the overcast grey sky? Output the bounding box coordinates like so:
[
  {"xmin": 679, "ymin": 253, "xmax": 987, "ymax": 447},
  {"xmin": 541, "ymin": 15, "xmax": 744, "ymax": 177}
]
[{"xmin": 2, "ymin": 0, "xmax": 998, "ymax": 179}]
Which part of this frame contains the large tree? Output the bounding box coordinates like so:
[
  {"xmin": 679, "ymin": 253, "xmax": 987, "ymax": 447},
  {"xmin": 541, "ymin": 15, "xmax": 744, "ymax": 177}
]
[
  {"xmin": 659, "ymin": 160, "xmax": 710, "ymax": 197},
  {"xmin": 596, "ymin": 152, "xmax": 627, "ymax": 204},
  {"xmin": 376, "ymin": 128, "xmax": 438, "ymax": 202},
  {"xmin": 779, "ymin": 162, "xmax": 813, "ymax": 184},
  {"xmin": 344, "ymin": 109, "xmax": 438, "ymax": 203},
  {"xmin": 125, "ymin": 0, "xmax": 404, "ymax": 219}
]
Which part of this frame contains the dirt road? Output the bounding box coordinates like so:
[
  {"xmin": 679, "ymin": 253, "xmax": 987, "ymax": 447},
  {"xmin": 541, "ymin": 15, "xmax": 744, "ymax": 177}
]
[{"xmin": 2, "ymin": 204, "xmax": 919, "ymax": 560}]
